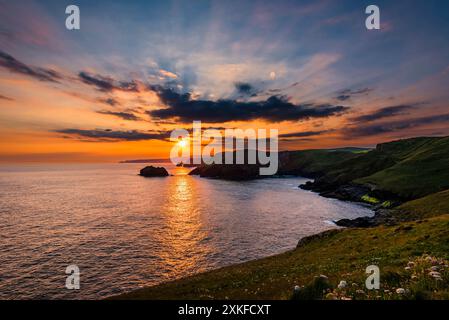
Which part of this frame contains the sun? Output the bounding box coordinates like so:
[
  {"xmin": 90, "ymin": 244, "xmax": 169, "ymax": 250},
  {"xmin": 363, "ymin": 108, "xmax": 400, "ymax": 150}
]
[{"xmin": 177, "ymin": 139, "xmax": 188, "ymax": 148}]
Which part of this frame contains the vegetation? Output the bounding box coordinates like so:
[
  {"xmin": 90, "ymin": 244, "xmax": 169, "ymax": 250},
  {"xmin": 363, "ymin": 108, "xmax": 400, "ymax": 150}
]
[{"xmin": 298, "ymin": 136, "xmax": 449, "ymax": 202}]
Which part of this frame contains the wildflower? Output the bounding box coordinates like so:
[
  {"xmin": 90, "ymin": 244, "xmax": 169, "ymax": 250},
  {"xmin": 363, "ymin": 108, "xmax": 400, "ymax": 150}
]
[
  {"xmin": 396, "ymin": 288, "xmax": 405, "ymax": 294},
  {"xmin": 429, "ymin": 266, "xmax": 439, "ymax": 272},
  {"xmin": 356, "ymin": 290, "xmax": 365, "ymax": 295},
  {"xmin": 429, "ymin": 271, "xmax": 441, "ymax": 278},
  {"xmin": 404, "ymin": 266, "xmax": 411, "ymax": 271},
  {"xmin": 294, "ymin": 285, "xmax": 301, "ymax": 293},
  {"xmin": 407, "ymin": 261, "xmax": 415, "ymax": 268},
  {"xmin": 338, "ymin": 280, "xmax": 347, "ymax": 289}
]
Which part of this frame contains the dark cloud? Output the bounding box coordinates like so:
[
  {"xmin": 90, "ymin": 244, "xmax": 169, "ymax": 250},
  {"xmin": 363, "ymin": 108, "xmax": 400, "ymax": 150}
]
[
  {"xmin": 235, "ymin": 82, "xmax": 257, "ymax": 97},
  {"xmin": 336, "ymin": 94, "xmax": 351, "ymax": 101},
  {"xmin": 97, "ymin": 110, "xmax": 141, "ymax": 121},
  {"xmin": 100, "ymin": 98, "xmax": 120, "ymax": 107},
  {"xmin": 351, "ymin": 105, "xmax": 416, "ymax": 123},
  {"xmin": 279, "ymin": 130, "xmax": 332, "ymax": 139},
  {"xmin": 148, "ymin": 86, "xmax": 349, "ymax": 123},
  {"xmin": 336, "ymin": 88, "xmax": 372, "ymax": 101},
  {"xmin": 55, "ymin": 129, "xmax": 169, "ymax": 142},
  {"xmin": 343, "ymin": 113, "xmax": 449, "ymax": 138},
  {"xmin": 0, "ymin": 50, "xmax": 62, "ymax": 82},
  {"xmin": 79, "ymin": 72, "xmax": 139, "ymax": 92},
  {"xmin": 0, "ymin": 94, "xmax": 13, "ymax": 101}
]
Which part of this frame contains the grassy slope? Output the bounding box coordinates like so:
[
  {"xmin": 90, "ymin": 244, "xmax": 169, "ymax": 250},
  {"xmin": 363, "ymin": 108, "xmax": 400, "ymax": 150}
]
[
  {"xmin": 279, "ymin": 150, "xmax": 360, "ymax": 177},
  {"xmin": 356, "ymin": 137, "xmax": 449, "ymax": 199},
  {"xmin": 391, "ymin": 189, "xmax": 449, "ymax": 220},
  {"xmin": 299, "ymin": 136, "xmax": 449, "ymax": 201},
  {"xmin": 114, "ymin": 214, "xmax": 449, "ymax": 300}
]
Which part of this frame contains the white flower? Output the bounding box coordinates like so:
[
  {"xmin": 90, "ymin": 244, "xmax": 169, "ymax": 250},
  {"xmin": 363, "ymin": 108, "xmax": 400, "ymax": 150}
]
[
  {"xmin": 407, "ymin": 261, "xmax": 415, "ymax": 268},
  {"xmin": 294, "ymin": 285, "xmax": 301, "ymax": 292},
  {"xmin": 404, "ymin": 266, "xmax": 411, "ymax": 271},
  {"xmin": 429, "ymin": 271, "xmax": 441, "ymax": 278},
  {"xmin": 396, "ymin": 288, "xmax": 405, "ymax": 294},
  {"xmin": 338, "ymin": 280, "xmax": 347, "ymax": 289}
]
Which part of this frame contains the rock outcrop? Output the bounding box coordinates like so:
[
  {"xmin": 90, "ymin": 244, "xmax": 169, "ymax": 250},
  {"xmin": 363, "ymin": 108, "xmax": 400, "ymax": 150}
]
[{"xmin": 139, "ymin": 166, "xmax": 169, "ymax": 177}]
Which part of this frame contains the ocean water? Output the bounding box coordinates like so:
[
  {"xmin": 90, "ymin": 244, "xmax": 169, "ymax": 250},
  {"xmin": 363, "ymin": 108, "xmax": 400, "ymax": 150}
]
[{"xmin": 0, "ymin": 163, "xmax": 372, "ymax": 299}]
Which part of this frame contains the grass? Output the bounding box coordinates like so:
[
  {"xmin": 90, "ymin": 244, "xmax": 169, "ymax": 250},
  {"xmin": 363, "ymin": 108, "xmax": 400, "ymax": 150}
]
[
  {"xmin": 355, "ymin": 136, "xmax": 449, "ymax": 199},
  {"xmin": 361, "ymin": 194, "xmax": 380, "ymax": 204},
  {"xmin": 390, "ymin": 189, "xmax": 449, "ymax": 221},
  {"xmin": 296, "ymin": 136, "xmax": 449, "ymax": 201}
]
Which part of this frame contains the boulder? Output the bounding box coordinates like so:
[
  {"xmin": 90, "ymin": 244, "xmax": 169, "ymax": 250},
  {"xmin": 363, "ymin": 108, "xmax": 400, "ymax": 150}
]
[{"xmin": 139, "ymin": 166, "xmax": 169, "ymax": 177}]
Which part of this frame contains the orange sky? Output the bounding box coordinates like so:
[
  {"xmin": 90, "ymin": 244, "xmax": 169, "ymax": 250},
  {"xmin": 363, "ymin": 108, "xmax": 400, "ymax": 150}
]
[{"xmin": 1, "ymin": 1, "xmax": 449, "ymax": 163}]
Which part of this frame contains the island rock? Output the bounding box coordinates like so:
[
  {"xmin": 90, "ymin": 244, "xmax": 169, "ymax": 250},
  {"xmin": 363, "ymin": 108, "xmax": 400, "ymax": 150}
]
[{"xmin": 139, "ymin": 166, "xmax": 169, "ymax": 177}]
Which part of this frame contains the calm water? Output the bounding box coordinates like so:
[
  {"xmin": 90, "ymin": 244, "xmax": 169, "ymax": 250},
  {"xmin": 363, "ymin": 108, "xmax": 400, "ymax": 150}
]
[{"xmin": 0, "ymin": 163, "xmax": 372, "ymax": 299}]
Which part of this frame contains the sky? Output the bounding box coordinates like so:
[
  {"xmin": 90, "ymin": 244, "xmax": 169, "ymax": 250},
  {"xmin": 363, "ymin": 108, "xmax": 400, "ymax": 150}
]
[{"xmin": 1, "ymin": 0, "xmax": 449, "ymax": 162}]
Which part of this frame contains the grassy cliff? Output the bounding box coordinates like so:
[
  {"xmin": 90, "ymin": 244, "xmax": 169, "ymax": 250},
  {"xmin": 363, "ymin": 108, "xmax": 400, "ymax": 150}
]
[{"xmin": 300, "ymin": 136, "xmax": 449, "ymax": 203}]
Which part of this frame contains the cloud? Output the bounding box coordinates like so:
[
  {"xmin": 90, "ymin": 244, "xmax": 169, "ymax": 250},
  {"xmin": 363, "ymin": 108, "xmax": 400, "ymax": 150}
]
[
  {"xmin": 148, "ymin": 86, "xmax": 349, "ymax": 123},
  {"xmin": 279, "ymin": 129, "xmax": 332, "ymax": 139},
  {"xmin": 0, "ymin": 94, "xmax": 13, "ymax": 101},
  {"xmin": 235, "ymin": 82, "xmax": 257, "ymax": 96},
  {"xmin": 159, "ymin": 69, "xmax": 178, "ymax": 79},
  {"xmin": 336, "ymin": 88, "xmax": 372, "ymax": 101},
  {"xmin": 99, "ymin": 98, "xmax": 120, "ymax": 107},
  {"xmin": 79, "ymin": 72, "xmax": 139, "ymax": 92},
  {"xmin": 97, "ymin": 110, "xmax": 141, "ymax": 121},
  {"xmin": 351, "ymin": 105, "xmax": 416, "ymax": 123},
  {"xmin": 342, "ymin": 113, "xmax": 449, "ymax": 138},
  {"xmin": 0, "ymin": 51, "xmax": 62, "ymax": 82},
  {"xmin": 55, "ymin": 129, "xmax": 169, "ymax": 142}
]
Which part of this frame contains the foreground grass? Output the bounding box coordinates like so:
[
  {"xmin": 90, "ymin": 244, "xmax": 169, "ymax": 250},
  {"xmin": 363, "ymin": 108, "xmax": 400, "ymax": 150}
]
[{"xmin": 114, "ymin": 213, "xmax": 449, "ymax": 300}]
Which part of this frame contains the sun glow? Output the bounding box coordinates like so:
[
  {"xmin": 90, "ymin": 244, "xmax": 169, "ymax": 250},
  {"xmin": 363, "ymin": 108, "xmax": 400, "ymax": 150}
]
[{"xmin": 177, "ymin": 139, "xmax": 188, "ymax": 149}]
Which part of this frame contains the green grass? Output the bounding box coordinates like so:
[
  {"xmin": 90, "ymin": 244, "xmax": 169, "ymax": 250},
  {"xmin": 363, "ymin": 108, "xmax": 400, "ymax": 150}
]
[
  {"xmin": 361, "ymin": 194, "xmax": 380, "ymax": 204},
  {"xmin": 279, "ymin": 149, "xmax": 360, "ymax": 177},
  {"xmin": 297, "ymin": 136, "xmax": 449, "ymax": 201},
  {"xmin": 390, "ymin": 189, "xmax": 449, "ymax": 221},
  {"xmin": 355, "ymin": 137, "xmax": 449, "ymax": 199}
]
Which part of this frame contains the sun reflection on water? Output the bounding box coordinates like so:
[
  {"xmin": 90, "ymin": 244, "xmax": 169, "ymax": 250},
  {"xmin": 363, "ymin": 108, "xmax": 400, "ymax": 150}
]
[{"xmin": 155, "ymin": 175, "xmax": 215, "ymax": 279}]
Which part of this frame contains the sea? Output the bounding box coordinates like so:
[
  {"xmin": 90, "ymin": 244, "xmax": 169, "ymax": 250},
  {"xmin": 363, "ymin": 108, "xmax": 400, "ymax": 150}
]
[{"xmin": 0, "ymin": 163, "xmax": 372, "ymax": 299}]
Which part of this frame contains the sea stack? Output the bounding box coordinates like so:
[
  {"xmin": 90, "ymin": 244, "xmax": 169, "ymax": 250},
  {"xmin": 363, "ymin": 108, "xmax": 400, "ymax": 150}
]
[{"xmin": 139, "ymin": 166, "xmax": 169, "ymax": 177}]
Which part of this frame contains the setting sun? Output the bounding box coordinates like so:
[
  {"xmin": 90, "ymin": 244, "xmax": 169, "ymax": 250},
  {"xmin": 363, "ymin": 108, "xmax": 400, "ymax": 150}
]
[{"xmin": 177, "ymin": 139, "xmax": 188, "ymax": 149}]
